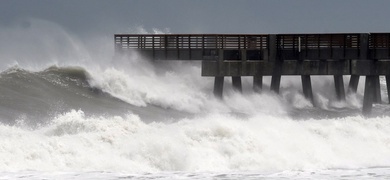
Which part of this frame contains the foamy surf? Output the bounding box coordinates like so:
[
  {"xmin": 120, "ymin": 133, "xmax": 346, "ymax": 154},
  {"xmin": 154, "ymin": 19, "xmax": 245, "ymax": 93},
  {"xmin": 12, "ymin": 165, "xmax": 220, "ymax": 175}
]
[
  {"xmin": 1, "ymin": 22, "xmax": 390, "ymax": 179},
  {"xmin": 1, "ymin": 109, "xmax": 390, "ymax": 174}
]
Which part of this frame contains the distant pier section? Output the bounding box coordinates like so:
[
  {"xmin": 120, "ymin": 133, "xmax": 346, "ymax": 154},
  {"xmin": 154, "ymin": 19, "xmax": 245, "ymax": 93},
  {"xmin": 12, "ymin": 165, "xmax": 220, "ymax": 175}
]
[{"xmin": 115, "ymin": 33, "xmax": 390, "ymax": 114}]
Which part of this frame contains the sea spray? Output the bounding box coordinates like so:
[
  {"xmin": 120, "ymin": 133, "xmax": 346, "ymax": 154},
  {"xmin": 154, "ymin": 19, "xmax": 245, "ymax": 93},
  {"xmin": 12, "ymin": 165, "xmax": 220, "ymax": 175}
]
[
  {"xmin": 1, "ymin": 110, "xmax": 390, "ymax": 172},
  {"xmin": 1, "ymin": 23, "xmax": 390, "ymax": 177}
]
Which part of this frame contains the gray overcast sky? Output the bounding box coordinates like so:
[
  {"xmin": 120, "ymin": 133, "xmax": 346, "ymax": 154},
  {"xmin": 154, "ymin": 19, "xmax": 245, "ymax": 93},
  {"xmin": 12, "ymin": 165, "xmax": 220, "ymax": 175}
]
[
  {"xmin": 2, "ymin": 0, "xmax": 390, "ymax": 37},
  {"xmin": 2, "ymin": 0, "xmax": 390, "ymax": 68}
]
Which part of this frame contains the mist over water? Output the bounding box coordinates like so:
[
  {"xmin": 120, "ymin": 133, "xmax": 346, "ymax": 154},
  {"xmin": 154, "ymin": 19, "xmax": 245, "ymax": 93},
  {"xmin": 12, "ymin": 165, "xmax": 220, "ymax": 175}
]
[{"xmin": 1, "ymin": 19, "xmax": 390, "ymax": 177}]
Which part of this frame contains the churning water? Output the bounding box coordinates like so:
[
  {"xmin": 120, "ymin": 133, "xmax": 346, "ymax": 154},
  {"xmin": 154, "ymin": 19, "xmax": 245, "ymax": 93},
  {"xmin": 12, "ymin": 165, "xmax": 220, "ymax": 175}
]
[{"xmin": 1, "ymin": 19, "xmax": 390, "ymax": 179}]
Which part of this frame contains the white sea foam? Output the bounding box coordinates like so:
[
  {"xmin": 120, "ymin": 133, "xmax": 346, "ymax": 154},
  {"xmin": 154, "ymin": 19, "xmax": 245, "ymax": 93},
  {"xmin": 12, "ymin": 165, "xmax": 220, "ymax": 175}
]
[
  {"xmin": 3, "ymin": 167, "xmax": 390, "ymax": 180},
  {"xmin": 2, "ymin": 22, "xmax": 390, "ymax": 178},
  {"xmin": 1, "ymin": 110, "xmax": 390, "ymax": 173}
]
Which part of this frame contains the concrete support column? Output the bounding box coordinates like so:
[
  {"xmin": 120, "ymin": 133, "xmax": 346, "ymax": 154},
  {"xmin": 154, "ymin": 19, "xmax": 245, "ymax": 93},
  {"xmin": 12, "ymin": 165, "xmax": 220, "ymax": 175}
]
[
  {"xmin": 271, "ymin": 75, "xmax": 281, "ymax": 94},
  {"xmin": 386, "ymin": 75, "xmax": 390, "ymax": 104},
  {"xmin": 269, "ymin": 35, "xmax": 282, "ymax": 94},
  {"xmin": 359, "ymin": 33, "xmax": 373, "ymax": 115},
  {"xmin": 363, "ymin": 75, "xmax": 375, "ymax": 115},
  {"xmin": 213, "ymin": 49, "xmax": 225, "ymax": 98},
  {"xmin": 373, "ymin": 75, "xmax": 382, "ymax": 103},
  {"xmin": 268, "ymin": 35, "xmax": 277, "ymax": 61},
  {"xmin": 217, "ymin": 49, "xmax": 224, "ymax": 76},
  {"xmin": 348, "ymin": 75, "xmax": 360, "ymax": 93},
  {"xmin": 232, "ymin": 76, "xmax": 242, "ymax": 93},
  {"xmin": 213, "ymin": 76, "xmax": 224, "ymax": 99},
  {"xmin": 334, "ymin": 75, "xmax": 346, "ymax": 101},
  {"xmin": 241, "ymin": 49, "xmax": 247, "ymax": 76},
  {"xmin": 253, "ymin": 75, "xmax": 263, "ymax": 93},
  {"xmin": 301, "ymin": 75, "xmax": 315, "ymax": 106}
]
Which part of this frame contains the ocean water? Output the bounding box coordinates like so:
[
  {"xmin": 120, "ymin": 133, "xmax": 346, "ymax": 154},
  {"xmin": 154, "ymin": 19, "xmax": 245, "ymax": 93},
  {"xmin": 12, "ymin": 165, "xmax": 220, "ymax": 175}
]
[{"xmin": 1, "ymin": 20, "xmax": 390, "ymax": 179}]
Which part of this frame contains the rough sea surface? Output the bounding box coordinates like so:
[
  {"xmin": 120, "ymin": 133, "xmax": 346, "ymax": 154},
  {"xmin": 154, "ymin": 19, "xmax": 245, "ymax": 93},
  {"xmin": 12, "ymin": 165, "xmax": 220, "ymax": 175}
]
[
  {"xmin": 1, "ymin": 22, "xmax": 390, "ymax": 179},
  {"xmin": 0, "ymin": 62, "xmax": 389, "ymax": 179}
]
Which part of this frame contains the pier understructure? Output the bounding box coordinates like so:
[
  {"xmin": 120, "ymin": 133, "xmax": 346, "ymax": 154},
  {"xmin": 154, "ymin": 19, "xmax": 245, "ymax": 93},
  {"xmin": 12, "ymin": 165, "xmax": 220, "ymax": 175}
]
[{"xmin": 115, "ymin": 33, "xmax": 390, "ymax": 114}]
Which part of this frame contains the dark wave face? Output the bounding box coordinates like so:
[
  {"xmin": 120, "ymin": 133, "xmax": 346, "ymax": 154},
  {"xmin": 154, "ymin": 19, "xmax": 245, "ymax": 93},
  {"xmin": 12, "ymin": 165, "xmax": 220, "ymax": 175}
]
[{"xmin": 0, "ymin": 66, "xmax": 188, "ymax": 126}]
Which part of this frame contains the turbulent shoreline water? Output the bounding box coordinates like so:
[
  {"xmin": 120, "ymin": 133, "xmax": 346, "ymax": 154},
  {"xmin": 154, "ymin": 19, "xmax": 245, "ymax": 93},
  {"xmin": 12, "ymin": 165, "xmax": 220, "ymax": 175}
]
[
  {"xmin": 0, "ymin": 62, "xmax": 390, "ymax": 179},
  {"xmin": 0, "ymin": 66, "xmax": 191, "ymax": 126},
  {"xmin": 3, "ymin": 167, "xmax": 390, "ymax": 180},
  {"xmin": 1, "ymin": 18, "xmax": 390, "ymax": 179}
]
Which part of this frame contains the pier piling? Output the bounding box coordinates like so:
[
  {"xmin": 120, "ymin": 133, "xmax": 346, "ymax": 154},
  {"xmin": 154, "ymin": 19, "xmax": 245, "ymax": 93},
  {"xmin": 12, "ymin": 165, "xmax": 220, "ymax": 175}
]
[
  {"xmin": 253, "ymin": 75, "xmax": 263, "ymax": 92},
  {"xmin": 363, "ymin": 76, "xmax": 375, "ymax": 114},
  {"xmin": 334, "ymin": 75, "xmax": 346, "ymax": 101},
  {"xmin": 301, "ymin": 75, "xmax": 315, "ymax": 105},
  {"xmin": 386, "ymin": 75, "xmax": 390, "ymax": 104},
  {"xmin": 271, "ymin": 75, "xmax": 281, "ymax": 94},
  {"xmin": 348, "ymin": 75, "xmax": 360, "ymax": 93},
  {"xmin": 373, "ymin": 75, "xmax": 382, "ymax": 103},
  {"xmin": 232, "ymin": 76, "xmax": 242, "ymax": 92},
  {"xmin": 213, "ymin": 76, "xmax": 224, "ymax": 99}
]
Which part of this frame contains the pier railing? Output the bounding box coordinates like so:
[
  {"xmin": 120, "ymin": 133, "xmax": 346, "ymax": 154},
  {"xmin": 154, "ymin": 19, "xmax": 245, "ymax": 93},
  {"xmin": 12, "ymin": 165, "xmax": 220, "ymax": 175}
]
[
  {"xmin": 276, "ymin": 34, "xmax": 361, "ymax": 59},
  {"xmin": 369, "ymin": 33, "xmax": 390, "ymax": 58},
  {"xmin": 116, "ymin": 33, "xmax": 390, "ymax": 60},
  {"xmin": 115, "ymin": 34, "xmax": 268, "ymax": 50}
]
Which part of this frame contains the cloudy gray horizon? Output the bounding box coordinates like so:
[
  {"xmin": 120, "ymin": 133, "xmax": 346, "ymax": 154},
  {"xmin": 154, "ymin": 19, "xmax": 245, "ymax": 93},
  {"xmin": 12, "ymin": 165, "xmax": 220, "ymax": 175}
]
[{"xmin": 2, "ymin": 0, "xmax": 390, "ymax": 37}]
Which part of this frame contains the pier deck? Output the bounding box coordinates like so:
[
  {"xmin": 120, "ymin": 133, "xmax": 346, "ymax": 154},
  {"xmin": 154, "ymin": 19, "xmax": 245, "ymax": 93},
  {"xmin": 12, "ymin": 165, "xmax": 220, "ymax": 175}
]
[{"xmin": 115, "ymin": 33, "xmax": 390, "ymax": 114}]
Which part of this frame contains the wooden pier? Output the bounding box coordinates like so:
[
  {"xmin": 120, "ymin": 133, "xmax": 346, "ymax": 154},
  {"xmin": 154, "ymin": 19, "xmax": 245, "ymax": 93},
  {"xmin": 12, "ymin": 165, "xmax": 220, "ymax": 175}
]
[{"xmin": 115, "ymin": 33, "xmax": 390, "ymax": 114}]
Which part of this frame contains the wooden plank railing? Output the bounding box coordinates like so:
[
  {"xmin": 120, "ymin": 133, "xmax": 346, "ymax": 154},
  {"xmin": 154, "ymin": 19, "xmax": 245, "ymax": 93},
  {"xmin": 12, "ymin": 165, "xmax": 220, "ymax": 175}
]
[
  {"xmin": 115, "ymin": 33, "xmax": 390, "ymax": 60},
  {"xmin": 115, "ymin": 34, "xmax": 268, "ymax": 50}
]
